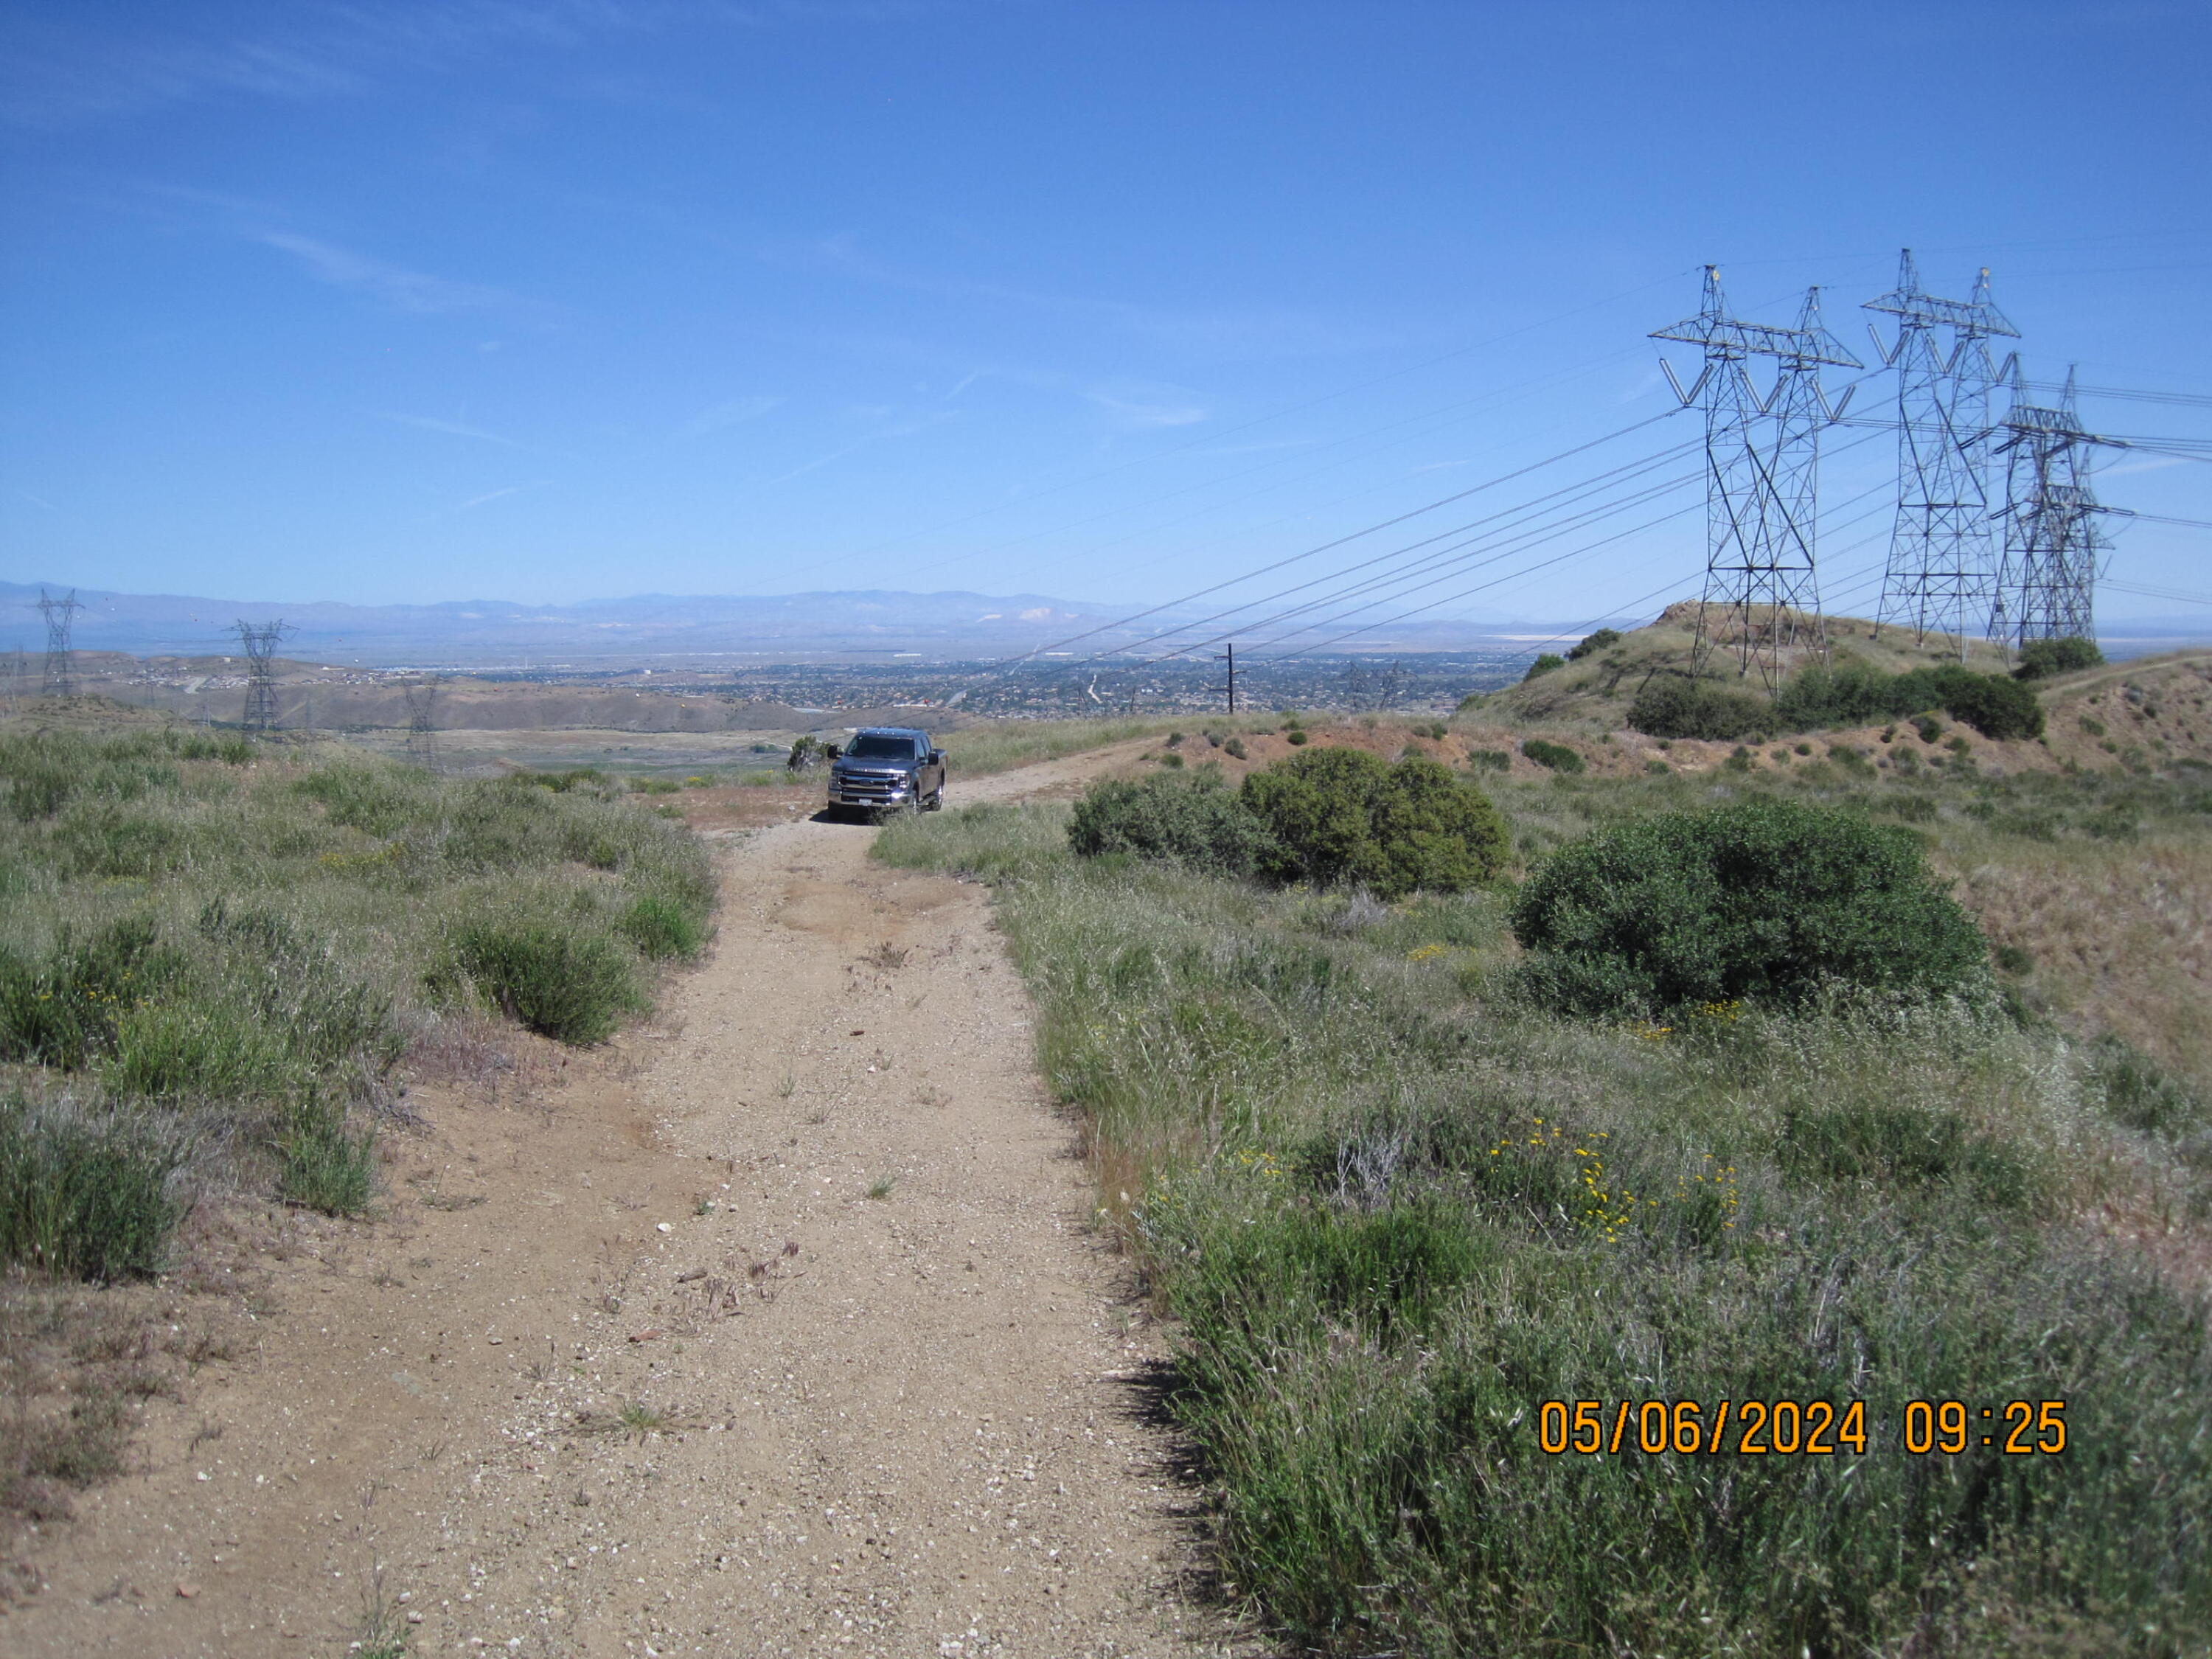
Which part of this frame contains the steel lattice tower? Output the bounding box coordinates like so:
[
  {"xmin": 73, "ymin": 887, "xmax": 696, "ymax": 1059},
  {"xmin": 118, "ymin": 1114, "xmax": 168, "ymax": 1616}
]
[
  {"xmin": 1652, "ymin": 268, "xmax": 1861, "ymax": 691},
  {"xmin": 234, "ymin": 619, "xmax": 288, "ymax": 732},
  {"xmin": 1864, "ymin": 251, "xmax": 2020, "ymax": 657},
  {"xmin": 402, "ymin": 677, "xmax": 443, "ymax": 772},
  {"xmin": 1990, "ymin": 369, "xmax": 2105, "ymax": 648},
  {"xmin": 37, "ymin": 588, "xmax": 83, "ymax": 699}
]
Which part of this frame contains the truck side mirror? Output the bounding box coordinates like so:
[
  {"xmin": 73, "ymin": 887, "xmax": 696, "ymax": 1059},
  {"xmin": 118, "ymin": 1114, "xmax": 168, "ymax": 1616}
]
[
  {"xmin": 929, "ymin": 749, "xmax": 945, "ymax": 764},
  {"xmin": 824, "ymin": 745, "xmax": 842, "ymax": 760}
]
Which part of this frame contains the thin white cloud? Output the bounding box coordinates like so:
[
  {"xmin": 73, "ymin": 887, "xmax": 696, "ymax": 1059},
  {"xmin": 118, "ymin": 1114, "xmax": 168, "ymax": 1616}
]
[
  {"xmin": 455, "ymin": 484, "xmax": 538, "ymax": 511},
  {"xmin": 1084, "ymin": 381, "xmax": 1208, "ymax": 429},
  {"xmin": 2102, "ymin": 454, "xmax": 2189, "ymax": 478},
  {"xmin": 260, "ymin": 232, "xmax": 549, "ymax": 319},
  {"xmin": 12, "ymin": 490, "xmax": 60, "ymax": 512},
  {"xmin": 378, "ymin": 411, "xmax": 527, "ymax": 447},
  {"xmin": 680, "ymin": 394, "xmax": 782, "ymax": 437},
  {"xmin": 1, "ymin": 2, "xmax": 944, "ymax": 128}
]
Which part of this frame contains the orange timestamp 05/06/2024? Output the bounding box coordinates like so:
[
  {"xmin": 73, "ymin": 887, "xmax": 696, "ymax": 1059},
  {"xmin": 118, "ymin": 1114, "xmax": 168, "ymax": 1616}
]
[{"xmin": 1535, "ymin": 1398, "xmax": 2069, "ymax": 1457}]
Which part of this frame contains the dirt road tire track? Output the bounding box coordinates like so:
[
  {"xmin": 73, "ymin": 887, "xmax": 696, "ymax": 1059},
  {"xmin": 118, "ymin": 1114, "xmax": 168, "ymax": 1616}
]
[{"xmin": 9, "ymin": 746, "xmax": 1244, "ymax": 1658}]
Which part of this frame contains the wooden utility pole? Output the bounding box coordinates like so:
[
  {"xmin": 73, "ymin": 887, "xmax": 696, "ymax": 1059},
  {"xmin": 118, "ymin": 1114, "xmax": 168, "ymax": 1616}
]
[{"xmin": 1213, "ymin": 643, "xmax": 1239, "ymax": 714}]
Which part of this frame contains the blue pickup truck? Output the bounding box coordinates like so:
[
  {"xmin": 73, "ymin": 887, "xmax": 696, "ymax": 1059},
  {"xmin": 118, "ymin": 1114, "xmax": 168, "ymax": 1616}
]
[{"xmin": 824, "ymin": 726, "xmax": 947, "ymax": 821}]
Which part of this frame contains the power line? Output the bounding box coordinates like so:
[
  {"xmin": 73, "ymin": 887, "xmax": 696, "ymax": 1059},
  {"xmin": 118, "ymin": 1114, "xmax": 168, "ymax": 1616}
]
[
  {"xmin": 1078, "ymin": 439, "xmax": 1703, "ymax": 667},
  {"xmin": 1228, "ymin": 470, "xmax": 1703, "ymax": 658},
  {"xmin": 995, "ymin": 410, "xmax": 1685, "ymax": 667},
  {"xmin": 1251, "ymin": 425, "xmax": 1896, "ymax": 667}
]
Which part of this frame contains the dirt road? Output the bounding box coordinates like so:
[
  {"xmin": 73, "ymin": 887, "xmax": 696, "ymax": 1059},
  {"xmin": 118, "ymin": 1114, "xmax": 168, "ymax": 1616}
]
[{"xmin": 8, "ymin": 747, "xmax": 1239, "ymax": 1658}]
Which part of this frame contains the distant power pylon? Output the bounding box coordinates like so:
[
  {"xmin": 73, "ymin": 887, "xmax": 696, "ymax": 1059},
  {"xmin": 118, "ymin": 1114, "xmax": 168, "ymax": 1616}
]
[
  {"xmin": 1652, "ymin": 268, "xmax": 1861, "ymax": 692},
  {"xmin": 1989, "ymin": 369, "xmax": 2107, "ymax": 649},
  {"xmin": 38, "ymin": 588, "xmax": 83, "ymax": 699},
  {"xmin": 233, "ymin": 619, "xmax": 290, "ymax": 731},
  {"xmin": 1864, "ymin": 251, "xmax": 2020, "ymax": 658},
  {"xmin": 402, "ymin": 676, "xmax": 444, "ymax": 772}
]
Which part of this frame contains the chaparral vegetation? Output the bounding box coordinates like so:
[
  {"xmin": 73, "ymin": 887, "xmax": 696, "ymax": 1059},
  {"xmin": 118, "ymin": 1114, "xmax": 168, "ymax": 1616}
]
[{"xmin": 878, "ymin": 732, "xmax": 2212, "ymax": 1657}]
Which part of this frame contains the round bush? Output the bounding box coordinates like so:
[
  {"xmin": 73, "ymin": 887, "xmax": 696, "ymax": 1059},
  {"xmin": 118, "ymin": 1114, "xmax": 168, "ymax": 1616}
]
[
  {"xmin": 1565, "ymin": 627, "xmax": 1622, "ymax": 661},
  {"xmin": 449, "ymin": 920, "xmax": 644, "ymax": 1045},
  {"xmin": 1520, "ymin": 738, "xmax": 1584, "ymax": 773},
  {"xmin": 2014, "ymin": 636, "xmax": 2104, "ymax": 681},
  {"xmin": 1627, "ymin": 675, "xmax": 1772, "ymax": 741},
  {"xmin": 1509, "ymin": 799, "xmax": 1987, "ymax": 1017},
  {"xmin": 1239, "ymin": 748, "xmax": 1509, "ymax": 900},
  {"xmin": 1067, "ymin": 771, "xmax": 1277, "ymax": 879}
]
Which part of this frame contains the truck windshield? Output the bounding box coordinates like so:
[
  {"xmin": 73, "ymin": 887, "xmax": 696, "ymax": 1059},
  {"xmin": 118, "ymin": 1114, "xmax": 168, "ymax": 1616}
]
[{"xmin": 844, "ymin": 734, "xmax": 922, "ymax": 761}]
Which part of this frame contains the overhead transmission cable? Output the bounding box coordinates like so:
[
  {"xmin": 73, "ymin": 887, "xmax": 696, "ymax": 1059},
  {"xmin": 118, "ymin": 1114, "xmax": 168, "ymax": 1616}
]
[
  {"xmin": 1249, "ymin": 422, "xmax": 1896, "ymax": 666},
  {"xmin": 994, "ymin": 409, "xmax": 1684, "ymax": 667},
  {"xmin": 1074, "ymin": 438, "xmax": 1703, "ymax": 667},
  {"xmin": 1229, "ymin": 470, "xmax": 1703, "ymax": 658}
]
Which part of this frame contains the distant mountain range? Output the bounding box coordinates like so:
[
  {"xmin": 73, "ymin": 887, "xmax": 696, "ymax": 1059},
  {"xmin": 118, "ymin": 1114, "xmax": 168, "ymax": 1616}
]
[
  {"xmin": 0, "ymin": 581, "xmax": 1563, "ymax": 666},
  {"xmin": 4, "ymin": 581, "xmax": 2200, "ymax": 667}
]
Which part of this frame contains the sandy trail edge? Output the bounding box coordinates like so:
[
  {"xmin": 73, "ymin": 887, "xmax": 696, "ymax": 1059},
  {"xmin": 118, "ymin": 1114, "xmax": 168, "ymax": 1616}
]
[{"xmin": 9, "ymin": 742, "xmax": 1247, "ymax": 1658}]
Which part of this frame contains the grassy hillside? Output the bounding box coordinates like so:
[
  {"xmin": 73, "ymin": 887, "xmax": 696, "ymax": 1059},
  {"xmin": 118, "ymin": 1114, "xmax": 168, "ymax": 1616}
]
[
  {"xmin": 876, "ymin": 743, "xmax": 2212, "ymax": 1655},
  {"xmin": 0, "ymin": 709, "xmax": 714, "ymax": 1537},
  {"xmin": 1472, "ymin": 602, "xmax": 2020, "ymax": 733}
]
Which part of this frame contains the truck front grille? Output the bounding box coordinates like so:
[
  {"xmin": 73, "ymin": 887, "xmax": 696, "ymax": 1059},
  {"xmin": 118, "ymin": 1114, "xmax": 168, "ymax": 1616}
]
[{"xmin": 832, "ymin": 771, "xmax": 906, "ymax": 804}]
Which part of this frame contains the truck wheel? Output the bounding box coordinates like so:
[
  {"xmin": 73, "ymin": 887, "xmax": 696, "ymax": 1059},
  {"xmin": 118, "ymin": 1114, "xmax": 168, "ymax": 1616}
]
[{"xmin": 925, "ymin": 784, "xmax": 945, "ymax": 811}]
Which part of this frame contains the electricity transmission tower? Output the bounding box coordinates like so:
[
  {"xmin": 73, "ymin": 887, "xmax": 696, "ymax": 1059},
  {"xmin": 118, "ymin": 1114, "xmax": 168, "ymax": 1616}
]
[
  {"xmin": 402, "ymin": 676, "xmax": 443, "ymax": 772},
  {"xmin": 1652, "ymin": 268, "xmax": 1860, "ymax": 692},
  {"xmin": 38, "ymin": 588, "xmax": 83, "ymax": 699},
  {"xmin": 1989, "ymin": 369, "xmax": 2107, "ymax": 649},
  {"xmin": 1863, "ymin": 251, "xmax": 2019, "ymax": 656},
  {"xmin": 233, "ymin": 619, "xmax": 289, "ymax": 732}
]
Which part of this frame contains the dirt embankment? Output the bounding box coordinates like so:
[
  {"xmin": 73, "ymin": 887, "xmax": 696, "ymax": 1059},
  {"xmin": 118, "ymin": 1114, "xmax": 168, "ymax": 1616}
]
[{"xmin": 4, "ymin": 748, "xmax": 1241, "ymax": 1659}]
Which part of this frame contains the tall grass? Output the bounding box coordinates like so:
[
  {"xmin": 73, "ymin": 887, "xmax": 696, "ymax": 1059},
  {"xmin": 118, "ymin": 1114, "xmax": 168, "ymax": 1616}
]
[
  {"xmin": 0, "ymin": 1094, "xmax": 192, "ymax": 1280},
  {"xmin": 0, "ymin": 721, "xmax": 716, "ymax": 1268},
  {"xmin": 878, "ymin": 776, "xmax": 2212, "ymax": 1656}
]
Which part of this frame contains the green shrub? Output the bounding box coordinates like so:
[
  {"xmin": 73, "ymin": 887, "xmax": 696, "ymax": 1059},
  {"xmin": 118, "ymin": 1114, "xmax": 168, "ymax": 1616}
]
[
  {"xmin": 618, "ymin": 894, "xmax": 709, "ymax": 960},
  {"xmin": 2015, "ymin": 636, "xmax": 2104, "ymax": 679},
  {"xmin": 274, "ymin": 1096, "xmax": 375, "ymax": 1215},
  {"xmin": 1286, "ymin": 729, "xmax": 1310, "ymax": 745},
  {"xmin": 1565, "ymin": 627, "xmax": 1621, "ymax": 661},
  {"xmin": 448, "ymin": 920, "xmax": 644, "ymax": 1044},
  {"xmin": 1509, "ymin": 799, "xmax": 1988, "ymax": 1016},
  {"xmin": 1928, "ymin": 668, "xmax": 2044, "ymax": 740},
  {"xmin": 0, "ymin": 918, "xmax": 189, "ymax": 1070},
  {"xmin": 1241, "ymin": 748, "xmax": 1509, "ymax": 900},
  {"xmin": 1523, "ymin": 653, "xmax": 1565, "ymax": 681},
  {"xmin": 1068, "ymin": 771, "xmax": 1276, "ymax": 879},
  {"xmin": 2091, "ymin": 1037, "xmax": 2207, "ymax": 1135},
  {"xmin": 1627, "ymin": 675, "xmax": 1770, "ymax": 741},
  {"xmin": 1466, "ymin": 748, "xmax": 1511, "ymax": 773},
  {"xmin": 0, "ymin": 1096, "xmax": 191, "ymax": 1279},
  {"xmin": 1223, "ymin": 737, "xmax": 1248, "ymax": 760},
  {"xmin": 1520, "ymin": 738, "xmax": 1583, "ymax": 774},
  {"xmin": 1777, "ymin": 663, "xmax": 2045, "ymax": 741}
]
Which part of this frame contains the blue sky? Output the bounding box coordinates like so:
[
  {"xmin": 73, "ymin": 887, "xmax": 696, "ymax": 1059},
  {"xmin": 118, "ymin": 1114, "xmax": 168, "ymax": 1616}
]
[{"xmin": 3, "ymin": 0, "xmax": 2207, "ymax": 629}]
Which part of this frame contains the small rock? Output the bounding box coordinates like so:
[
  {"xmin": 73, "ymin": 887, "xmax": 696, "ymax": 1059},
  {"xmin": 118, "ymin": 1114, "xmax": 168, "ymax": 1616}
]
[
  {"xmin": 675, "ymin": 1267, "xmax": 706, "ymax": 1284},
  {"xmin": 627, "ymin": 1329, "xmax": 662, "ymax": 1343},
  {"xmin": 406, "ymin": 1610, "xmax": 424, "ymax": 1624},
  {"xmin": 175, "ymin": 1582, "xmax": 200, "ymax": 1599},
  {"xmin": 656, "ymin": 1222, "xmax": 673, "ymax": 1234}
]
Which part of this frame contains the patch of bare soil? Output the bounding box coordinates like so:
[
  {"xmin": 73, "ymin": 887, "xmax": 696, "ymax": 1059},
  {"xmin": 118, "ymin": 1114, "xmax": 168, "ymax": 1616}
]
[{"xmin": 1, "ymin": 749, "xmax": 1242, "ymax": 1658}]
